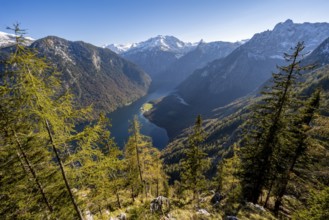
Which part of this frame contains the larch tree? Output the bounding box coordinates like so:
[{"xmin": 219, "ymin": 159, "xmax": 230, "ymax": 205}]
[
  {"xmin": 124, "ymin": 116, "xmax": 144, "ymax": 202},
  {"xmin": 124, "ymin": 115, "xmax": 167, "ymax": 201},
  {"xmin": 0, "ymin": 24, "xmax": 83, "ymax": 219},
  {"xmin": 180, "ymin": 115, "xmax": 209, "ymax": 206},
  {"xmin": 0, "ymin": 24, "xmax": 118, "ymax": 219}
]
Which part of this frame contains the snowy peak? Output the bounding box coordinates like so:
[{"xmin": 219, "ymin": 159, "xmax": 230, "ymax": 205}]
[
  {"xmin": 124, "ymin": 35, "xmax": 196, "ymax": 55},
  {"xmin": 104, "ymin": 43, "xmax": 133, "ymax": 54},
  {"xmin": 0, "ymin": 31, "xmax": 34, "ymax": 48},
  {"xmin": 245, "ymin": 19, "xmax": 329, "ymax": 58},
  {"xmin": 105, "ymin": 35, "xmax": 197, "ymax": 55},
  {"xmin": 273, "ymin": 19, "xmax": 294, "ymax": 30},
  {"xmin": 139, "ymin": 35, "xmax": 189, "ymax": 51}
]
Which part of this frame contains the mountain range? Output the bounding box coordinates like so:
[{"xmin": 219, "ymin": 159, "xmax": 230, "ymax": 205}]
[
  {"xmin": 146, "ymin": 20, "xmax": 329, "ymax": 138},
  {"xmin": 153, "ymin": 40, "xmax": 244, "ymax": 88},
  {"xmin": 160, "ymin": 34, "xmax": 329, "ymax": 182},
  {"xmin": 106, "ymin": 35, "xmax": 245, "ymax": 91},
  {"xmin": 113, "ymin": 35, "xmax": 197, "ymax": 79},
  {"xmin": 2, "ymin": 19, "xmax": 328, "ymax": 139},
  {"xmin": 105, "ymin": 35, "xmax": 196, "ymax": 56}
]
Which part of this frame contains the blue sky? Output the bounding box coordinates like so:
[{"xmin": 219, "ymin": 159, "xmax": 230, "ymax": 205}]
[{"xmin": 1, "ymin": 0, "xmax": 329, "ymax": 46}]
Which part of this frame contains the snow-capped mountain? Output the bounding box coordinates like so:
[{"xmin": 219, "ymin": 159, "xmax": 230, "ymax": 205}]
[
  {"xmin": 245, "ymin": 19, "xmax": 329, "ymax": 58},
  {"xmin": 105, "ymin": 35, "xmax": 196, "ymax": 56},
  {"xmin": 124, "ymin": 35, "xmax": 196, "ymax": 55},
  {"xmin": 147, "ymin": 20, "xmax": 329, "ymax": 137},
  {"xmin": 0, "ymin": 31, "xmax": 34, "ymax": 48},
  {"xmin": 154, "ymin": 40, "xmax": 243, "ymax": 88},
  {"xmin": 178, "ymin": 19, "xmax": 329, "ymax": 104},
  {"xmin": 103, "ymin": 43, "xmax": 134, "ymax": 54},
  {"xmin": 114, "ymin": 35, "xmax": 198, "ymax": 78}
]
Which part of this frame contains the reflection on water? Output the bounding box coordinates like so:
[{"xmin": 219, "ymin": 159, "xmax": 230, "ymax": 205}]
[{"xmin": 107, "ymin": 89, "xmax": 170, "ymax": 150}]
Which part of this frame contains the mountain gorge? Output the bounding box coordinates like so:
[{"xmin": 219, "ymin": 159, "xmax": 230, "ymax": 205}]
[
  {"xmin": 1, "ymin": 17, "xmax": 329, "ymax": 220},
  {"xmin": 146, "ymin": 20, "xmax": 329, "ymax": 138}
]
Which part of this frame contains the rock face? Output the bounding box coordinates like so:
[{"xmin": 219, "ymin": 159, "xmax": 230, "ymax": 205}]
[{"xmin": 28, "ymin": 36, "xmax": 151, "ymax": 115}]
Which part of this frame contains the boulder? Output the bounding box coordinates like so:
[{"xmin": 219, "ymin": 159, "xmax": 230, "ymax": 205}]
[
  {"xmin": 226, "ymin": 216, "xmax": 239, "ymax": 220},
  {"xmin": 150, "ymin": 196, "xmax": 170, "ymax": 213},
  {"xmin": 196, "ymin": 209, "xmax": 210, "ymax": 216},
  {"xmin": 246, "ymin": 202, "xmax": 265, "ymax": 212},
  {"xmin": 110, "ymin": 213, "xmax": 126, "ymax": 220},
  {"xmin": 210, "ymin": 192, "xmax": 223, "ymax": 204},
  {"xmin": 117, "ymin": 213, "xmax": 126, "ymax": 220}
]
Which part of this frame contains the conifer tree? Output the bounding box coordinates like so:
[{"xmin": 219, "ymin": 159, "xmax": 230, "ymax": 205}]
[
  {"xmin": 273, "ymin": 90, "xmax": 321, "ymax": 214},
  {"xmin": 124, "ymin": 116, "xmax": 167, "ymax": 200},
  {"xmin": 0, "ymin": 24, "xmax": 81, "ymax": 219},
  {"xmin": 68, "ymin": 113, "xmax": 123, "ymax": 215},
  {"xmin": 294, "ymin": 187, "xmax": 329, "ymax": 220},
  {"xmin": 180, "ymin": 115, "xmax": 209, "ymax": 206},
  {"xmin": 140, "ymin": 141, "xmax": 166, "ymax": 197},
  {"xmin": 222, "ymin": 144, "xmax": 241, "ymax": 194},
  {"xmin": 240, "ymin": 42, "xmax": 314, "ymax": 204},
  {"xmin": 124, "ymin": 116, "xmax": 144, "ymax": 201},
  {"xmin": 0, "ymin": 24, "xmax": 110, "ymax": 219}
]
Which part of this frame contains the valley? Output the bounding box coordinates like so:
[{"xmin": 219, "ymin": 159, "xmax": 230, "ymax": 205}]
[
  {"xmin": 1, "ymin": 13, "xmax": 329, "ymax": 220},
  {"xmin": 107, "ymin": 87, "xmax": 170, "ymax": 149}
]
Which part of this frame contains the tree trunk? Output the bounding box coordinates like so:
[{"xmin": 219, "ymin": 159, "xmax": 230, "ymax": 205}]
[
  {"xmin": 116, "ymin": 189, "xmax": 121, "ymax": 208},
  {"xmin": 274, "ymin": 91, "xmax": 320, "ymax": 214},
  {"xmin": 16, "ymin": 150, "xmax": 28, "ymax": 174},
  {"xmin": 252, "ymin": 47, "xmax": 301, "ymax": 204},
  {"xmin": 156, "ymin": 179, "xmax": 159, "ymax": 197},
  {"xmin": 131, "ymin": 185, "xmax": 135, "ymax": 203},
  {"xmin": 45, "ymin": 119, "xmax": 84, "ymax": 220},
  {"xmin": 264, "ymin": 177, "xmax": 275, "ymax": 208},
  {"xmin": 14, "ymin": 132, "xmax": 53, "ymax": 213}
]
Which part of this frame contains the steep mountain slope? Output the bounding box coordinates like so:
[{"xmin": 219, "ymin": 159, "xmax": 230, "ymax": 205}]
[
  {"xmin": 160, "ymin": 38, "xmax": 329, "ymax": 183},
  {"xmin": 153, "ymin": 40, "xmax": 243, "ymax": 88},
  {"xmin": 120, "ymin": 35, "xmax": 196, "ymax": 78},
  {"xmin": 27, "ymin": 36, "xmax": 151, "ymax": 115},
  {"xmin": 147, "ymin": 20, "xmax": 329, "ymax": 138},
  {"xmin": 303, "ymin": 36, "xmax": 329, "ymax": 66},
  {"xmin": 178, "ymin": 19, "xmax": 329, "ymax": 108}
]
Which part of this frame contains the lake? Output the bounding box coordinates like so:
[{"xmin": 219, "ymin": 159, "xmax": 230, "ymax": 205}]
[{"xmin": 107, "ymin": 89, "xmax": 170, "ymax": 150}]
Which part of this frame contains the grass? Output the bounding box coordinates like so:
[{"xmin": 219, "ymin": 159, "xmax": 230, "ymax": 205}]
[{"xmin": 141, "ymin": 102, "xmax": 153, "ymax": 113}]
